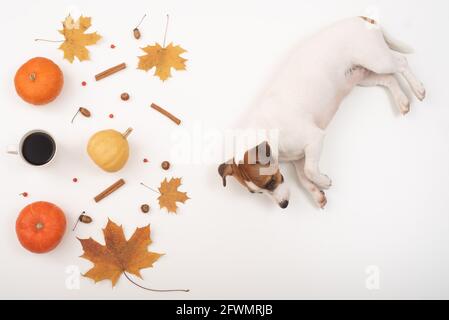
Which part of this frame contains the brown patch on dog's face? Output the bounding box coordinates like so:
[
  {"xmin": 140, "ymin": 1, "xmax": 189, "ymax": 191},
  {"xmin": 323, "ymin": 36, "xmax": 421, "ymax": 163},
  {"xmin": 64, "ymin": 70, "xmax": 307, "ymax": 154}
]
[{"xmin": 218, "ymin": 142, "xmax": 283, "ymax": 193}]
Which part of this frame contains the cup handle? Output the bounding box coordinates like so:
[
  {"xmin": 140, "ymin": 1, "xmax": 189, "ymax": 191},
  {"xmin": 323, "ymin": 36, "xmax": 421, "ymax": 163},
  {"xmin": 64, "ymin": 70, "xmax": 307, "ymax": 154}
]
[{"xmin": 6, "ymin": 145, "xmax": 18, "ymax": 155}]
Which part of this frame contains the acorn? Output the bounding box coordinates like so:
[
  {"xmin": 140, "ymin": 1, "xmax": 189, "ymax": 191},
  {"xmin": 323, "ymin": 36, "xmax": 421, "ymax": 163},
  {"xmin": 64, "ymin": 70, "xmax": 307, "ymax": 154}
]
[
  {"xmin": 161, "ymin": 161, "xmax": 170, "ymax": 170},
  {"xmin": 133, "ymin": 14, "xmax": 147, "ymax": 40},
  {"xmin": 121, "ymin": 92, "xmax": 130, "ymax": 101},
  {"xmin": 141, "ymin": 204, "xmax": 150, "ymax": 214},
  {"xmin": 80, "ymin": 107, "xmax": 91, "ymax": 117},
  {"xmin": 72, "ymin": 212, "xmax": 93, "ymax": 231},
  {"xmin": 133, "ymin": 28, "xmax": 141, "ymax": 39},
  {"xmin": 71, "ymin": 107, "xmax": 91, "ymax": 123}
]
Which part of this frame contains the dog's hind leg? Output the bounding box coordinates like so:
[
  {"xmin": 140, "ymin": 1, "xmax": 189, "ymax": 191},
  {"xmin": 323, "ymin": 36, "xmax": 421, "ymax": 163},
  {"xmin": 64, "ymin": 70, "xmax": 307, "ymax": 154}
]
[
  {"xmin": 356, "ymin": 46, "xmax": 426, "ymax": 101},
  {"xmin": 303, "ymin": 127, "xmax": 332, "ymax": 190},
  {"xmin": 293, "ymin": 158, "xmax": 327, "ymax": 208},
  {"xmin": 391, "ymin": 52, "xmax": 426, "ymax": 101},
  {"xmin": 352, "ymin": 24, "xmax": 426, "ymax": 101},
  {"xmin": 358, "ymin": 71, "xmax": 411, "ymax": 115}
]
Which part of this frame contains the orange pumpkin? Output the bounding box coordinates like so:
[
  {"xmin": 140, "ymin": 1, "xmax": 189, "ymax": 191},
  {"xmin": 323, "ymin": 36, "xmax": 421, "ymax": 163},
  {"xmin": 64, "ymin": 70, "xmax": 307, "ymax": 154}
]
[
  {"xmin": 14, "ymin": 57, "xmax": 64, "ymax": 105},
  {"xmin": 16, "ymin": 201, "xmax": 67, "ymax": 254}
]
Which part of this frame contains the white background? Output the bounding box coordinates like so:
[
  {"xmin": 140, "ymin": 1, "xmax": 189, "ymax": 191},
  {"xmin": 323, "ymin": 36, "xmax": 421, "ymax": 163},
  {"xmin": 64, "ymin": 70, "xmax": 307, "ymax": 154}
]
[{"xmin": 1, "ymin": 0, "xmax": 448, "ymax": 300}]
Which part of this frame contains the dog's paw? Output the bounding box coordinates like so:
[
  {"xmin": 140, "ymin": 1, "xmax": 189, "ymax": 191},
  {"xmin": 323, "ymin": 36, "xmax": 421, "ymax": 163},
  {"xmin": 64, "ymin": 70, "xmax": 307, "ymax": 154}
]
[
  {"xmin": 309, "ymin": 188, "xmax": 327, "ymax": 209},
  {"xmin": 314, "ymin": 174, "xmax": 332, "ymax": 190},
  {"xmin": 317, "ymin": 190, "xmax": 327, "ymax": 209},
  {"xmin": 305, "ymin": 169, "xmax": 332, "ymax": 190},
  {"xmin": 396, "ymin": 95, "xmax": 410, "ymax": 115},
  {"xmin": 414, "ymin": 83, "xmax": 426, "ymax": 101},
  {"xmin": 408, "ymin": 79, "xmax": 426, "ymax": 101}
]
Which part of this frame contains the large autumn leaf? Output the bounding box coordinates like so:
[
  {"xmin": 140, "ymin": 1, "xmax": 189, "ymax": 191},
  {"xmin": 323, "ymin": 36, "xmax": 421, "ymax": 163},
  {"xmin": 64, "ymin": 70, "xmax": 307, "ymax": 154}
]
[
  {"xmin": 137, "ymin": 43, "xmax": 187, "ymax": 81},
  {"xmin": 158, "ymin": 178, "xmax": 190, "ymax": 213},
  {"xmin": 59, "ymin": 15, "xmax": 101, "ymax": 63},
  {"xmin": 78, "ymin": 219, "xmax": 162, "ymax": 286}
]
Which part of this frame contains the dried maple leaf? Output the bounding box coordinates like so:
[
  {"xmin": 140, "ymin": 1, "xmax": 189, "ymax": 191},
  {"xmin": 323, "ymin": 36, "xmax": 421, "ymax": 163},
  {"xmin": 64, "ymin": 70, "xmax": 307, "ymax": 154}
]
[
  {"xmin": 78, "ymin": 219, "xmax": 162, "ymax": 286},
  {"xmin": 158, "ymin": 177, "xmax": 190, "ymax": 213},
  {"xmin": 137, "ymin": 43, "xmax": 187, "ymax": 81},
  {"xmin": 59, "ymin": 15, "xmax": 101, "ymax": 63}
]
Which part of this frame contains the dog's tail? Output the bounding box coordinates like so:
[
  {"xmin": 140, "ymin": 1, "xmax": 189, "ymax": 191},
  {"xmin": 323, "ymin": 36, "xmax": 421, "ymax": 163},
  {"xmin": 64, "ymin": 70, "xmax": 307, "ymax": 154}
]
[{"xmin": 381, "ymin": 27, "xmax": 414, "ymax": 54}]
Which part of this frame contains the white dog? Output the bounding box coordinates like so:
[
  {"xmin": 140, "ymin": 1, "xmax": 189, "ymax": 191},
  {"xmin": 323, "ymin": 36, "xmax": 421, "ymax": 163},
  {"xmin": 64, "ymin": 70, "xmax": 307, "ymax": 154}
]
[{"xmin": 218, "ymin": 17, "xmax": 426, "ymax": 209}]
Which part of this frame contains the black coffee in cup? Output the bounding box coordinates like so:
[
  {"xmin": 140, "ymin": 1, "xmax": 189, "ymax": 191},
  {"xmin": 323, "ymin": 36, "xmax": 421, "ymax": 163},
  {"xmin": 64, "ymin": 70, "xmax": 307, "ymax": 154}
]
[{"xmin": 21, "ymin": 132, "xmax": 56, "ymax": 166}]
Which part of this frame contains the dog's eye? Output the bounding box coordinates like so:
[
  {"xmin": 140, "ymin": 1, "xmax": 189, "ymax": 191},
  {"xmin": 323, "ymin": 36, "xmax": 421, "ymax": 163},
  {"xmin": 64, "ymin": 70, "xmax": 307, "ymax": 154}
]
[{"xmin": 264, "ymin": 177, "xmax": 277, "ymax": 191}]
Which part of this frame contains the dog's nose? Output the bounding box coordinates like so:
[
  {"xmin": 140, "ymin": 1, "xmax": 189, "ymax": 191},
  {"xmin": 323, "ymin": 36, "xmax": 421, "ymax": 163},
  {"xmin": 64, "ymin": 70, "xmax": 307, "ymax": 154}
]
[{"xmin": 279, "ymin": 200, "xmax": 289, "ymax": 209}]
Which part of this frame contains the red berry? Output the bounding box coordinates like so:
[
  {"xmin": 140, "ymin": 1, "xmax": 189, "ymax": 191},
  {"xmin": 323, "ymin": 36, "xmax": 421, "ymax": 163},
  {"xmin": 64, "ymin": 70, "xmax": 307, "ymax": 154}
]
[
  {"xmin": 73, "ymin": 178, "xmax": 78, "ymax": 183},
  {"xmin": 21, "ymin": 192, "xmax": 28, "ymax": 197},
  {"xmin": 109, "ymin": 114, "xmax": 114, "ymax": 119},
  {"xmin": 143, "ymin": 158, "xmax": 149, "ymax": 163},
  {"xmin": 110, "ymin": 44, "xmax": 116, "ymax": 49},
  {"xmin": 81, "ymin": 81, "xmax": 87, "ymax": 86}
]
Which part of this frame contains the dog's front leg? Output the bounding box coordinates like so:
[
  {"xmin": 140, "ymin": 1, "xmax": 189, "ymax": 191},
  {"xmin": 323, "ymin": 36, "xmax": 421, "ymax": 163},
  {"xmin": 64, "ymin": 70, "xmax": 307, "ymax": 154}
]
[
  {"xmin": 303, "ymin": 128, "xmax": 332, "ymax": 189},
  {"xmin": 293, "ymin": 158, "xmax": 327, "ymax": 208}
]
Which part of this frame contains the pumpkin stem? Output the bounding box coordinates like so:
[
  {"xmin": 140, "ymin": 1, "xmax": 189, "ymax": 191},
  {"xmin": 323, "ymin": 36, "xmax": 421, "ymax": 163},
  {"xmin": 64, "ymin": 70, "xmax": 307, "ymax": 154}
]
[
  {"xmin": 29, "ymin": 72, "xmax": 36, "ymax": 81},
  {"xmin": 123, "ymin": 271, "xmax": 189, "ymax": 293},
  {"xmin": 122, "ymin": 128, "xmax": 133, "ymax": 139}
]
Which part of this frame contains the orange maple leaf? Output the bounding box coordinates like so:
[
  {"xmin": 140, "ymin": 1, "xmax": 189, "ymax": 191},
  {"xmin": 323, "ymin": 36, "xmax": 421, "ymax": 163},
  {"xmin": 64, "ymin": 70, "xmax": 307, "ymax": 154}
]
[
  {"xmin": 158, "ymin": 178, "xmax": 190, "ymax": 213},
  {"xmin": 137, "ymin": 43, "xmax": 187, "ymax": 81},
  {"xmin": 78, "ymin": 219, "xmax": 162, "ymax": 286},
  {"xmin": 58, "ymin": 15, "xmax": 101, "ymax": 63}
]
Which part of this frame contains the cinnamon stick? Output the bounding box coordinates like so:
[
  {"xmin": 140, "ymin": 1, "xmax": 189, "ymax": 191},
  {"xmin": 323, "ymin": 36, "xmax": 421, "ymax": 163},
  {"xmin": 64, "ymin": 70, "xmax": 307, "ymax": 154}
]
[
  {"xmin": 94, "ymin": 179, "xmax": 126, "ymax": 203},
  {"xmin": 95, "ymin": 63, "xmax": 127, "ymax": 81},
  {"xmin": 150, "ymin": 103, "xmax": 181, "ymax": 125}
]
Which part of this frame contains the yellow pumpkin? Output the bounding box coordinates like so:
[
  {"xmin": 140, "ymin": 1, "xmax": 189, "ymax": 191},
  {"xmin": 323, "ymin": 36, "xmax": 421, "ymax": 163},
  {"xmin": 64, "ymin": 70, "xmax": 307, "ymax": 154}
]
[{"xmin": 87, "ymin": 128, "xmax": 133, "ymax": 172}]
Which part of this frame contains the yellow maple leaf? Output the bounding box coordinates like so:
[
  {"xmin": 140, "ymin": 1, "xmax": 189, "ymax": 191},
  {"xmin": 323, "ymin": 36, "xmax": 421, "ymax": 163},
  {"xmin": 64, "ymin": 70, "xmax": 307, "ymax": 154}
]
[
  {"xmin": 78, "ymin": 219, "xmax": 162, "ymax": 286},
  {"xmin": 58, "ymin": 15, "xmax": 101, "ymax": 63},
  {"xmin": 137, "ymin": 43, "xmax": 187, "ymax": 81},
  {"xmin": 158, "ymin": 178, "xmax": 190, "ymax": 213}
]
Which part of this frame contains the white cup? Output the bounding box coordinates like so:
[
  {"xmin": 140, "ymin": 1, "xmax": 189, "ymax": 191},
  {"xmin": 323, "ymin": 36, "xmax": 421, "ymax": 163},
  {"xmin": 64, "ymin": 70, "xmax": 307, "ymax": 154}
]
[{"xmin": 7, "ymin": 129, "xmax": 57, "ymax": 167}]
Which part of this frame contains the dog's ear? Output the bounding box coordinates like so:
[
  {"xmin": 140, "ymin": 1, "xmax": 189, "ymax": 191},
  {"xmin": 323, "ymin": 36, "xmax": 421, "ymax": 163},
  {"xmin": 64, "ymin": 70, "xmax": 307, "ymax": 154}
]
[
  {"xmin": 243, "ymin": 141, "xmax": 272, "ymax": 165},
  {"xmin": 257, "ymin": 141, "xmax": 271, "ymax": 159},
  {"xmin": 218, "ymin": 163, "xmax": 233, "ymax": 187},
  {"xmin": 252, "ymin": 141, "xmax": 271, "ymax": 165}
]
